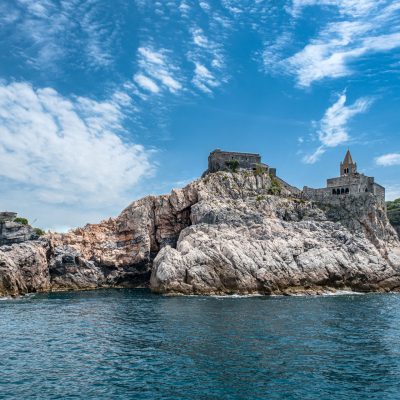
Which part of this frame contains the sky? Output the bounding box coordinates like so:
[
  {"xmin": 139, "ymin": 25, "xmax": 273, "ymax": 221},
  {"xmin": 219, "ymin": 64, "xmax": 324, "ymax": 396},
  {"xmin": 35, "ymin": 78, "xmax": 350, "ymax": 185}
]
[{"xmin": 0, "ymin": 0, "xmax": 399, "ymax": 231}]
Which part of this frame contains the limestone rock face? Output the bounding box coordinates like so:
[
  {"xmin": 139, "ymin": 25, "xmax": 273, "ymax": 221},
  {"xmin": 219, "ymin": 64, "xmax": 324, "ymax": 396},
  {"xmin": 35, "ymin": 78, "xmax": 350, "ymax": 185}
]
[
  {"xmin": 150, "ymin": 173, "xmax": 400, "ymax": 295},
  {"xmin": 0, "ymin": 240, "xmax": 50, "ymax": 296},
  {"xmin": 0, "ymin": 221, "xmax": 39, "ymax": 246},
  {"xmin": 1, "ymin": 170, "xmax": 399, "ymax": 296}
]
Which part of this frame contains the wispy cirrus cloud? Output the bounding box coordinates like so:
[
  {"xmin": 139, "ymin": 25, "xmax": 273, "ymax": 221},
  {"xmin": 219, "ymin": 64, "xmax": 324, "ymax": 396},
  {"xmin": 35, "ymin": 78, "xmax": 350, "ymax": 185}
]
[
  {"xmin": 134, "ymin": 47, "xmax": 182, "ymax": 96},
  {"xmin": 303, "ymin": 92, "xmax": 371, "ymax": 163},
  {"xmin": 187, "ymin": 26, "xmax": 227, "ymax": 94},
  {"xmin": 265, "ymin": 1, "xmax": 400, "ymax": 87},
  {"xmin": 1, "ymin": 0, "xmax": 124, "ymax": 71},
  {"xmin": 375, "ymin": 153, "xmax": 400, "ymax": 167},
  {"xmin": 290, "ymin": 0, "xmax": 380, "ymax": 18}
]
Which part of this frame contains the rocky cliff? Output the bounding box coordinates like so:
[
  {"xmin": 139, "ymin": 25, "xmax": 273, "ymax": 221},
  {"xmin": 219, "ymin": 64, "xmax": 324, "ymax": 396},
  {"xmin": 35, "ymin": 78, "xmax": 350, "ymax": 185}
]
[
  {"xmin": 1, "ymin": 171, "xmax": 400, "ymax": 296},
  {"xmin": 387, "ymin": 199, "xmax": 400, "ymax": 239}
]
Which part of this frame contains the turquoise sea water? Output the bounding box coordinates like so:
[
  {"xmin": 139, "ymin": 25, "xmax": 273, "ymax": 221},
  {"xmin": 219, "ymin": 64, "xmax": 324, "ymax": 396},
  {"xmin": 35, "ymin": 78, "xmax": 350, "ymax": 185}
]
[{"xmin": 1, "ymin": 290, "xmax": 400, "ymax": 399}]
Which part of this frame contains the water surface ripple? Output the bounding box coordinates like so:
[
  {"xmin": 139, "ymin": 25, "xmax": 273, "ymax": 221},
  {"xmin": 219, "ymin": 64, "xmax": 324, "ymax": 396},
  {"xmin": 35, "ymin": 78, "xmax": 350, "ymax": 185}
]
[{"xmin": 1, "ymin": 289, "xmax": 400, "ymax": 399}]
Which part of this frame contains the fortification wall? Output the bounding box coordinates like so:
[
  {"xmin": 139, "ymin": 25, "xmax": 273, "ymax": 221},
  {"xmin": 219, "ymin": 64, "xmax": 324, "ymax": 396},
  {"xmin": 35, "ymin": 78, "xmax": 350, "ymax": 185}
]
[
  {"xmin": 303, "ymin": 187, "xmax": 334, "ymax": 203},
  {"xmin": 373, "ymin": 183, "xmax": 385, "ymax": 204},
  {"xmin": 302, "ymin": 188, "xmax": 381, "ymax": 207},
  {"xmin": 208, "ymin": 150, "xmax": 261, "ymax": 173}
]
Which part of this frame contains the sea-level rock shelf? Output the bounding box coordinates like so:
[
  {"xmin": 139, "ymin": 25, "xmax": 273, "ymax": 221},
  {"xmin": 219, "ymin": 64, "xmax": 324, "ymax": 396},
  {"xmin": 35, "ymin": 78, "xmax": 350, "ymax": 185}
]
[{"xmin": 1, "ymin": 170, "xmax": 400, "ymax": 297}]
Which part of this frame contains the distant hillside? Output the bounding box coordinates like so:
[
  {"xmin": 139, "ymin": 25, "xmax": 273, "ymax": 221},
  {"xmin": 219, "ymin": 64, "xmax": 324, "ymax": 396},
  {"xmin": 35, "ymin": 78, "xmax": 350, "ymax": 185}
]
[{"xmin": 387, "ymin": 199, "xmax": 400, "ymax": 235}]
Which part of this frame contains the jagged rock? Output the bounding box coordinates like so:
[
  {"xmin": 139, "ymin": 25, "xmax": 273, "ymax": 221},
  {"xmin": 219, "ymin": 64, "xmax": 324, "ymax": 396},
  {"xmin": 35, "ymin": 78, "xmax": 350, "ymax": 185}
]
[
  {"xmin": 150, "ymin": 173, "xmax": 400, "ymax": 295},
  {"xmin": 0, "ymin": 240, "xmax": 50, "ymax": 296},
  {"xmin": 0, "ymin": 221, "xmax": 39, "ymax": 246},
  {"xmin": 1, "ymin": 170, "xmax": 400, "ymax": 296}
]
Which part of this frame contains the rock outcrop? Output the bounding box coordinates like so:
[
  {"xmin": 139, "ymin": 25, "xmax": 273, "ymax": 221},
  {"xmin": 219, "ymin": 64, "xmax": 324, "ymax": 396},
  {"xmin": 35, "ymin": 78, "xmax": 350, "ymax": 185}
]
[
  {"xmin": 0, "ymin": 240, "xmax": 50, "ymax": 297},
  {"xmin": 151, "ymin": 184, "xmax": 400, "ymax": 295},
  {"xmin": 0, "ymin": 220, "xmax": 40, "ymax": 246},
  {"xmin": 1, "ymin": 170, "xmax": 400, "ymax": 296}
]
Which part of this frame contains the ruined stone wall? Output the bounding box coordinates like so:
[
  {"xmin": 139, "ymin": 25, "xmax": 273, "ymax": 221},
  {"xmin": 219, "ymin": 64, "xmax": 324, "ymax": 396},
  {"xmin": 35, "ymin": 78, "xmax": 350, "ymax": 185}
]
[
  {"xmin": 208, "ymin": 150, "xmax": 261, "ymax": 173},
  {"xmin": 302, "ymin": 189, "xmax": 382, "ymax": 208},
  {"xmin": 373, "ymin": 183, "xmax": 386, "ymax": 205},
  {"xmin": 302, "ymin": 187, "xmax": 334, "ymax": 203}
]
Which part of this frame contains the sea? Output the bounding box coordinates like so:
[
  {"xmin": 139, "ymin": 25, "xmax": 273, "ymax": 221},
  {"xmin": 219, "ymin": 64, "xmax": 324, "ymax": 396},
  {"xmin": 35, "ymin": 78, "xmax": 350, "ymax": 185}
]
[{"xmin": 1, "ymin": 289, "xmax": 400, "ymax": 399}]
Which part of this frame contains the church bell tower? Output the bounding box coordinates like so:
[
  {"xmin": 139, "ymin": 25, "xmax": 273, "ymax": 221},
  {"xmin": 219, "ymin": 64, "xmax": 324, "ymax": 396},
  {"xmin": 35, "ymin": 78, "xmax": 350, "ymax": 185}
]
[{"xmin": 340, "ymin": 150, "xmax": 357, "ymax": 177}]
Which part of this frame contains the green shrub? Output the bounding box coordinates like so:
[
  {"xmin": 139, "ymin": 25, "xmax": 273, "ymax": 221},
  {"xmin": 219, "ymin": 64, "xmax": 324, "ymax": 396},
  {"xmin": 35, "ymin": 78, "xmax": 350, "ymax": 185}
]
[
  {"xmin": 33, "ymin": 228, "xmax": 45, "ymax": 236},
  {"xmin": 387, "ymin": 198, "xmax": 400, "ymax": 226},
  {"xmin": 256, "ymin": 195, "xmax": 266, "ymax": 202},
  {"xmin": 268, "ymin": 177, "xmax": 282, "ymax": 195},
  {"xmin": 253, "ymin": 164, "xmax": 266, "ymax": 176},
  {"xmin": 14, "ymin": 217, "xmax": 28, "ymax": 225},
  {"xmin": 225, "ymin": 160, "xmax": 239, "ymax": 172}
]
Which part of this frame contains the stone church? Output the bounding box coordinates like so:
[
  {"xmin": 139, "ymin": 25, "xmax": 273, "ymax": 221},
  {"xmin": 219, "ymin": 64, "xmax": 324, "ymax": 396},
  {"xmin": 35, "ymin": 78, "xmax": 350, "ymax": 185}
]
[{"xmin": 303, "ymin": 150, "xmax": 385, "ymax": 205}]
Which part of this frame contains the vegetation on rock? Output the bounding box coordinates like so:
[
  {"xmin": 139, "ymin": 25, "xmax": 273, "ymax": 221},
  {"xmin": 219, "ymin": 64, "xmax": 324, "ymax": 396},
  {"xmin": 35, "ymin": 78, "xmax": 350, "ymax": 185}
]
[
  {"xmin": 268, "ymin": 176, "xmax": 282, "ymax": 195},
  {"xmin": 225, "ymin": 160, "xmax": 239, "ymax": 172},
  {"xmin": 14, "ymin": 217, "xmax": 29, "ymax": 225},
  {"xmin": 253, "ymin": 164, "xmax": 266, "ymax": 176},
  {"xmin": 387, "ymin": 198, "xmax": 400, "ymax": 227}
]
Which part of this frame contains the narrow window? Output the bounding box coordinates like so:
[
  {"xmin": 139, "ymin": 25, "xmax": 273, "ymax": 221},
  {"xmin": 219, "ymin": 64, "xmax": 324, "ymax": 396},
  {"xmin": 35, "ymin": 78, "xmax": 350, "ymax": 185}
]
[
  {"xmin": 345, "ymin": 188, "xmax": 349, "ymax": 194},
  {"xmin": 341, "ymin": 188, "xmax": 345, "ymax": 194}
]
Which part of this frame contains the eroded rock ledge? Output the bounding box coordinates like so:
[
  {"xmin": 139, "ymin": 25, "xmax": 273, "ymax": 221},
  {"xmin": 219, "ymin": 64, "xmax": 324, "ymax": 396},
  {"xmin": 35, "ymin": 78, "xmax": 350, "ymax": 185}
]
[{"xmin": 1, "ymin": 171, "xmax": 400, "ymax": 297}]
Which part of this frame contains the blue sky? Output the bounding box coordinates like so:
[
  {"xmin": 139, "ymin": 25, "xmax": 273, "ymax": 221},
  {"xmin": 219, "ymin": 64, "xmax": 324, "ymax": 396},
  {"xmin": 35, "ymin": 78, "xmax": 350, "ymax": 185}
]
[{"xmin": 0, "ymin": 0, "xmax": 399, "ymax": 231}]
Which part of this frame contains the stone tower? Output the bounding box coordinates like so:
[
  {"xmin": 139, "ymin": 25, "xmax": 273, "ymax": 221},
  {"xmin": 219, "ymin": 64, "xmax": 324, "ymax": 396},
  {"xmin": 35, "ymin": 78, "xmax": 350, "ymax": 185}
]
[{"xmin": 340, "ymin": 150, "xmax": 357, "ymax": 177}]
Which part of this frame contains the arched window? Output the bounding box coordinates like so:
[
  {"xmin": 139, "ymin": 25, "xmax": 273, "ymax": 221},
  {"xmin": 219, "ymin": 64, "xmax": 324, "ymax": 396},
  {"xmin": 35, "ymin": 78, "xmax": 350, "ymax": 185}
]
[
  {"xmin": 345, "ymin": 188, "xmax": 349, "ymax": 194},
  {"xmin": 365, "ymin": 188, "xmax": 368, "ymax": 192},
  {"xmin": 341, "ymin": 188, "xmax": 345, "ymax": 194}
]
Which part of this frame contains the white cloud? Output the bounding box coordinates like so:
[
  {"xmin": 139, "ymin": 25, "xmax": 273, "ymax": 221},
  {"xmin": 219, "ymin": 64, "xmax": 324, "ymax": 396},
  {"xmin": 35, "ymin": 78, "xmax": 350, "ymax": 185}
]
[
  {"xmin": 266, "ymin": 1, "xmax": 400, "ymax": 87},
  {"xmin": 135, "ymin": 46, "xmax": 182, "ymax": 94},
  {"xmin": 192, "ymin": 63, "xmax": 220, "ymax": 93},
  {"xmin": 187, "ymin": 26, "xmax": 227, "ymax": 94},
  {"xmin": 9, "ymin": 0, "xmax": 122, "ymax": 70},
  {"xmin": 192, "ymin": 28, "xmax": 209, "ymax": 47},
  {"xmin": 375, "ymin": 153, "xmax": 400, "ymax": 167},
  {"xmin": 134, "ymin": 74, "xmax": 160, "ymax": 93},
  {"xmin": 199, "ymin": 2, "xmax": 210, "ymax": 11},
  {"xmin": 303, "ymin": 92, "xmax": 371, "ymax": 163},
  {"xmin": 288, "ymin": 27, "xmax": 400, "ymax": 87},
  {"xmin": 138, "ymin": 47, "xmax": 164, "ymax": 65},
  {"xmin": 303, "ymin": 146, "xmax": 326, "ymax": 164},
  {"xmin": 0, "ymin": 82, "xmax": 154, "ymax": 210},
  {"xmin": 290, "ymin": 0, "xmax": 379, "ymax": 18}
]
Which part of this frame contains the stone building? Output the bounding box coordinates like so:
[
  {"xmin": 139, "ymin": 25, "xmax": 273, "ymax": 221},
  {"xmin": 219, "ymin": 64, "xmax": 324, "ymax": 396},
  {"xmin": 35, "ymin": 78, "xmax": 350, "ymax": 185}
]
[
  {"xmin": 206, "ymin": 149, "xmax": 275, "ymax": 176},
  {"xmin": 303, "ymin": 150, "xmax": 385, "ymax": 205}
]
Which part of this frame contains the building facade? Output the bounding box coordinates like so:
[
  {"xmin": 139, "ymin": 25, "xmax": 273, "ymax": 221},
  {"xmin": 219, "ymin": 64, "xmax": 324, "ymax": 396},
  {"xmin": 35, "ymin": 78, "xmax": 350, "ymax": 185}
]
[
  {"xmin": 303, "ymin": 150, "xmax": 385, "ymax": 205},
  {"xmin": 206, "ymin": 149, "xmax": 275, "ymax": 175}
]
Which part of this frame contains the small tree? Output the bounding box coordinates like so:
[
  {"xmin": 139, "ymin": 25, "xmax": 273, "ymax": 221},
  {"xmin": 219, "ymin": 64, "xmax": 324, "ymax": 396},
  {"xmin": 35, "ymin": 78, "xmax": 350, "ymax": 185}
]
[{"xmin": 225, "ymin": 160, "xmax": 239, "ymax": 172}]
